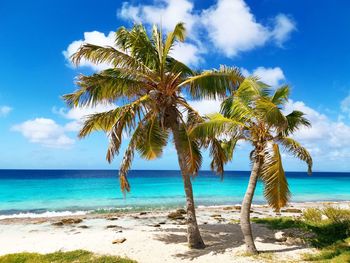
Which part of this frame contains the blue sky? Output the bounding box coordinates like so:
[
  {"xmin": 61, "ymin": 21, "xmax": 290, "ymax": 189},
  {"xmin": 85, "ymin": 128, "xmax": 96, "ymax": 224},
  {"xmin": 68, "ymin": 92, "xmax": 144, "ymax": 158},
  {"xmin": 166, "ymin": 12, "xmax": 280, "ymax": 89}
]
[{"xmin": 1, "ymin": 0, "xmax": 350, "ymax": 171}]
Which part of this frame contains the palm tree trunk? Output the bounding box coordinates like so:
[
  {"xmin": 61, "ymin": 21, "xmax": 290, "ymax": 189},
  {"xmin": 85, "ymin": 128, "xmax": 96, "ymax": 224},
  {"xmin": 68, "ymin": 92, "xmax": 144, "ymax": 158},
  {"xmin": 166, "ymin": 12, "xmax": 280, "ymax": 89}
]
[
  {"xmin": 170, "ymin": 119, "xmax": 205, "ymax": 249},
  {"xmin": 240, "ymin": 158, "xmax": 262, "ymax": 254}
]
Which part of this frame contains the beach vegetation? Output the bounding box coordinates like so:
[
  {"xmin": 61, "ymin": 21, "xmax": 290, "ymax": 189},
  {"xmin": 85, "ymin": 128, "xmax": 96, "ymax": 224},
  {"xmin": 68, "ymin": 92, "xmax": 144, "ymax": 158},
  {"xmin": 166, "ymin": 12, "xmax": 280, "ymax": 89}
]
[
  {"xmin": 253, "ymin": 206, "xmax": 350, "ymax": 262},
  {"xmin": 63, "ymin": 22, "xmax": 243, "ymax": 248},
  {"xmin": 0, "ymin": 250, "xmax": 136, "ymax": 263},
  {"xmin": 192, "ymin": 78, "xmax": 312, "ymax": 254}
]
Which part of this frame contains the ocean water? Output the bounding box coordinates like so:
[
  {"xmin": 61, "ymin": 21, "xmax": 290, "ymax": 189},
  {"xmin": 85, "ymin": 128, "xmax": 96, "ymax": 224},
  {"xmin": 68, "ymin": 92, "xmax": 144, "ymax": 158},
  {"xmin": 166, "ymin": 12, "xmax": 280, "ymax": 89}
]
[{"xmin": 0, "ymin": 170, "xmax": 349, "ymax": 218}]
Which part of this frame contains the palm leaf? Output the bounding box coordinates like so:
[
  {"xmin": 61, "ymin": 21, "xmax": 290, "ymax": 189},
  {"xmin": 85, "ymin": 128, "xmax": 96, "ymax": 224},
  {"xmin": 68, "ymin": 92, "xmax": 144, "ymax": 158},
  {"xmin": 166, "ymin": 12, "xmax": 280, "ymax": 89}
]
[
  {"xmin": 255, "ymin": 98, "xmax": 288, "ymax": 131},
  {"xmin": 271, "ymin": 85, "xmax": 290, "ymax": 105},
  {"xmin": 178, "ymin": 123, "xmax": 202, "ymax": 175},
  {"xmin": 284, "ymin": 110, "xmax": 311, "ymax": 136},
  {"xmin": 209, "ymin": 138, "xmax": 238, "ymax": 176},
  {"xmin": 278, "ymin": 137, "xmax": 312, "ymax": 174},
  {"xmin": 191, "ymin": 113, "xmax": 244, "ymax": 139},
  {"xmin": 260, "ymin": 143, "xmax": 290, "ymax": 212},
  {"xmin": 178, "ymin": 66, "xmax": 243, "ymax": 99},
  {"xmin": 136, "ymin": 116, "xmax": 169, "ymax": 160}
]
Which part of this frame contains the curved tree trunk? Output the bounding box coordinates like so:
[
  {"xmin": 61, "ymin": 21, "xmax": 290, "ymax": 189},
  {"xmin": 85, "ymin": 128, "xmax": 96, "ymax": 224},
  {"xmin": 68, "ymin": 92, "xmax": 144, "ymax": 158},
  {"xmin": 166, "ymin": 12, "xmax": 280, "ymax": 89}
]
[
  {"xmin": 170, "ymin": 116, "xmax": 205, "ymax": 249},
  {"xmin": 240, "ymin": 158, "xmax": 262, "ymax": 254}
]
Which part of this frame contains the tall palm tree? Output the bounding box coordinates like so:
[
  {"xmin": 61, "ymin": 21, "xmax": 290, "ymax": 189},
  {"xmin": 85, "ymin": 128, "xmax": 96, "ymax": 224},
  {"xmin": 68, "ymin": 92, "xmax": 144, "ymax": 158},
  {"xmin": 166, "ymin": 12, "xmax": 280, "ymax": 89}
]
[
  {"xmin": 192, "ymin": 78, "xmax": 312, "ymax": 253},
  {"xmin": 63, "ymin": 22, "xmax": 243, "ymax": 248}
]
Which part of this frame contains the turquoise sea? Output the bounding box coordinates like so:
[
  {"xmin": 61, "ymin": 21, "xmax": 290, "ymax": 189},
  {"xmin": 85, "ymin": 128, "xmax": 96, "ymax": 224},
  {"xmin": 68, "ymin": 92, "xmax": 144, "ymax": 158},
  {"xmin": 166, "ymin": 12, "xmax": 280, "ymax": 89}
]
[{"xmin": 0, "ymin": 170, "xmax": 349, "ymax": 218}]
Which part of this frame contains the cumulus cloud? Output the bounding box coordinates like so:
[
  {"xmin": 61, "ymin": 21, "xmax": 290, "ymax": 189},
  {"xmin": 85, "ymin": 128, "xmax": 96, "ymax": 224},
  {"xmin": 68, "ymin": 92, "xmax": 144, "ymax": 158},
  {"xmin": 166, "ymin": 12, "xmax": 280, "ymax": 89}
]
[
  {"xmin": 12, "ymin": 118, "xmax": 74, "ymax": 148},
  {"xmin": 13, "ymin": 104, "xmax": 116, "ymax": 148},
  {"xmin": 284, "ymin": 100, "xmax": 350, "ymax": 160},
  {"xmin": 341, "ymin": 93, "xmax": 350, "ymax": 116},
  {"xmin": 0, "ymin": 106, "xmax": 12, "ymax": 117},
  {"xmin": 272, "ymin": 14, "xmax": 296, "ymax": 46},
  {"xmin": 65, "ymin": 0, "xmax": 295, "ymax": 70},
  {"xmin": 54, "ymin": 103, "xmax": 116, "ymax": 132},
  {"xmin": 242, "ymin": 66, "xmax": 285, "ymax": 86},
  {"xmin": 202, "ymin": 0, "xmax": 295, "ymax": 56},
  {"xmin": 63, "ymin": 31, "xmax": 116, "ymax": 71},
  {"xmin": 118, "ymin": 0, "xmax": 296, "ymax": 60},
  {"xmin": 119, "ymin": 0, "xmax": 197, "ymax": 34},
  {"xmin": 188, "ymin": 98, "xmax": 222, "ymax": 116}
]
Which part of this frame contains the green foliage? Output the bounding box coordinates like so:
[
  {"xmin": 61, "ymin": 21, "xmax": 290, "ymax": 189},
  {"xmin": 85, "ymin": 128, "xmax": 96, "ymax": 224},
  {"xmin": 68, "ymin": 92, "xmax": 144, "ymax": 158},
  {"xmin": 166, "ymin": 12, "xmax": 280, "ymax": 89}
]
[
  {"xmin": 254, "ymin": 206, "xmax": 350, "ymax": 262},
  {"xmin": 322, "ymin": 206, "xmax": 350, "ymax": 224},
  {"xmin": 0, "ymin": 250, "xmax": 136, "ymax": 263},
  {"xmin": 260, "ymin": 143, "xmax": 290, "ymax": 212},
  {"xmin": 192, "ymin": 77, "xmax": 312, "ymax": 212},
  {"xmin": 303, "ymin": 208, "xmax": 323, "ymax": 224}
]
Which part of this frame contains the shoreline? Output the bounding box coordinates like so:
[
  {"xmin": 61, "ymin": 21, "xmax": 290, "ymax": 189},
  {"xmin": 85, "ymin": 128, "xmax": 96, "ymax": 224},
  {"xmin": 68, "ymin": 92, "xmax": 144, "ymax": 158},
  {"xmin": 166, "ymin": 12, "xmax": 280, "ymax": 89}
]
[
  {"xmin": 1, "ymin": 201, "xmax": 349, "ymax": 262},
  {"xmin": 1, "ymin": 200, "xmax": 349, "ymax": 221}
]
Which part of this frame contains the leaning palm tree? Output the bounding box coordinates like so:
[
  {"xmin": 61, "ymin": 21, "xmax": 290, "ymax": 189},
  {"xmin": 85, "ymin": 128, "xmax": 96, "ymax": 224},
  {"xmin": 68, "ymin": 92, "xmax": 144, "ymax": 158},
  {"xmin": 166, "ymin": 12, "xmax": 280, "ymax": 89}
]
[
  {"xmin": 63, "ymin": 22, "xmax": 243, "ymax": 248},
  {"xmin": 192, "ymin": 78, "xmax": 312, "ymax": 253}
]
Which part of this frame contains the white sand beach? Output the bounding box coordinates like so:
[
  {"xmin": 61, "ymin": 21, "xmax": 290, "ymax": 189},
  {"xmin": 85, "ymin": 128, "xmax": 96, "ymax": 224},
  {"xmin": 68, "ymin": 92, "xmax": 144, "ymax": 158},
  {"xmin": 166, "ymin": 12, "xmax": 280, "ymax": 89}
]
[{"xmin": 2, "ymin": 202, "xmax": 348, "ymax": 263}]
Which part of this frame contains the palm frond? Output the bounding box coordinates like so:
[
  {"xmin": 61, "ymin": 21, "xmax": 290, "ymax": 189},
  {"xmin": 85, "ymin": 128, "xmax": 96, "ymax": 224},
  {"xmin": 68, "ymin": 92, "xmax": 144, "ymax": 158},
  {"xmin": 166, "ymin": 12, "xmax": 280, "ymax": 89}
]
[
  {"xmin": 163, "ymin": 22, "xmax": 186, "ymax": 61},
  {"xmin": 284, "ymin": 110, "xmax": 311, "ymax": 136},
  {"xmin": 178, "ymin": 123, "xmax": 202, "ymax": 175},
  {"xmin": 220, "ymin": 95, "xmax": 253, "ymax": 123},
  {"xmin": 136, "ymin": 116, "xmax": 169, "ymax": 160},
  {"xmin": 104, "ymin": 95, "xmax": 150, "ymax": 162},
  {"xmin": 271, "ymin": 85, "xmax": 290, "ymax": 105},
  {"xmin": 255, "ymin": 98, "xmax": 287, "ymax": 130},
  {"xmin": 191, "ymin": 113, "xmax": 244, "ymax": 139},
  {"xmin": 235, "ymin": 77, "xmax": 270, "ymax": 100},
  {"xmin": 178, "ymin": 66, "xmax": 243, "ymax": 99},
  {"xmin": 115, "ymin": 25, "xmax": 159, "ymax": 70},
  {"xmin": 70, "ymin": 43, "xmax": 153, "ymax": 74},
  {"xmin": 78, "ymin": 107, "xmax": 120, "ymax": 138},
  {"xmin": 260, "ymin": 143, "xmax": 290, "ymax": 212},
  {"xmin": 278, "ymin": 137, "xmax": 312, "ymax": 174},
  {"xmin": 209, "ymin": 138, "xmax": 238, "ymax": 176},
  {"xmin": 63, "ymin": 69, "xmax": 152, "ymax": 107}
]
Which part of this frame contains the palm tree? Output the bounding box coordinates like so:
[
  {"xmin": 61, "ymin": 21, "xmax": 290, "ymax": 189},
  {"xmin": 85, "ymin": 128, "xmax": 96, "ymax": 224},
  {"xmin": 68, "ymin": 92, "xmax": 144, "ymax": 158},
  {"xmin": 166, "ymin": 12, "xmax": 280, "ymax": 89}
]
[
  {"xmin": 63, "ymin": 22, "xmax": 243, "ymax": 249},
  {"xmin": 192, "ymin": 78, "xmax": 312, "ymax": 253}
]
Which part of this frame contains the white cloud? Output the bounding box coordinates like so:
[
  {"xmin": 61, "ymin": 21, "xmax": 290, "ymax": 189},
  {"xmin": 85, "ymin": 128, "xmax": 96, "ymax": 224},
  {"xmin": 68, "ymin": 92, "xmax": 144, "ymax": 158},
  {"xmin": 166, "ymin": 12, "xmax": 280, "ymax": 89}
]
[
  {"xmin": 63, "ymin": 31, "xmax": 116, "ymax": 71},
  {"xmin": 117, "ymin": 0, "xmax": 296, "ymax": 62},
  {"xmin": 188, "ymin": 98, "xmax": 222, "ymax": 116},
  {"xmin": 242, "ymin": 66, "xmax": 285, "ymax": 86},
  {"xmin": 12, "ymin": 118, "xmax": 74, "ymax": 148},
  {"xmin": 170, "ymin": 42, "xmax": 204, "ymax": 66},
  {"xmin": 272, "ymin": 14, "xmax": 296, "ymax": 46},
  {"xmin": 54, "ymin": 103, "xmax": 116, "ymax": 132},
  {"xmin": 201, "ymin": 0, "xmax": 295, "ymax": 57},
  {"xmin": 119, "ymin": 0, "xmax": 197, "ymax": 34},
  {"xmin": 0, "ymin": 106, "xmax": 12, "ymax": 117},
  {"xmin": 284, "ymin": 100, "xmax": 350, "ymax": 160},
  {"xmin": 341, "ymin": 93, "xmax": 350, "ymax": 116}
]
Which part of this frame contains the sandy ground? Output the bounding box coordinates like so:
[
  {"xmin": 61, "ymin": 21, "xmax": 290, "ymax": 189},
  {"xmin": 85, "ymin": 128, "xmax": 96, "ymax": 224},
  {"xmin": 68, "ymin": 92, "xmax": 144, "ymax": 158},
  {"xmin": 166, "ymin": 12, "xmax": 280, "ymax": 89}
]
[{"xmin": 1, "ymin": 202, "xmax": 349, "ymax": 263}]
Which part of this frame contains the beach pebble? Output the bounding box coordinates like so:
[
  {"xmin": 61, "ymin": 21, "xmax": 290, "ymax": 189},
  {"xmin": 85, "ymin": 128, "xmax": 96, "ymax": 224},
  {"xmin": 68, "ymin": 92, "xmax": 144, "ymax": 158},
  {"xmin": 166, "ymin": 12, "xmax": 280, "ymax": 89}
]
[
  {"xmin": 51, "ymin": 218, "xmax": 83, "ymax": 226},
  {"xmin": 274, "ymin": 231, "xmax": 287, "ymax": 242},
  {"xmin": 176, "ymin": 208, "xmax": 186, "ymax": 214},
  {"xmin": 106, "ymin": 225, "xmax": 120, "ymax": 229},
  {"xmin": 107, "ymin": 217, "xmax": 119, "ymax": 221},
  {"xmin": 167, "ymin": 211, "xmax": 185, "ymax": 220},
  {"xmin": 210, "ymin": 214, "xmax": 222, "ymax": 218},
  {"xmin": 112, "ymin": 238, "xmax": 126, "ymax": 244},
  {"xmin": 139, "ymin": 212, "xmax": 147, "ymax": 215}
]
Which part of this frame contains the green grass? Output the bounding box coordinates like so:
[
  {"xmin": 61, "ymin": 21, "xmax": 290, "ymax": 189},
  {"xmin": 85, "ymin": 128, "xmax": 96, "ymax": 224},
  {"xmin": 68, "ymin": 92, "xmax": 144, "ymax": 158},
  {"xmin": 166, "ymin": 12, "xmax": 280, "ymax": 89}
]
[
  {"xmin": 0, "ymin": 250, "xmax": 137, "ymax": 263},
  {"xmin": 253, "ymin": 206, "xmax": 350, "ymax": 262}
]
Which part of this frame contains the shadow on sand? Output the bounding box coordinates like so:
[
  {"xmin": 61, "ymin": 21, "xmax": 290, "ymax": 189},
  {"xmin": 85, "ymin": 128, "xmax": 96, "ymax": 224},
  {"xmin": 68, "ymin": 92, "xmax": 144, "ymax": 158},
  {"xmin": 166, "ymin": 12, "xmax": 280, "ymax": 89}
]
[{"xmin": 154, "ymin": 223, "xmax": 305, "ymax": 260}]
